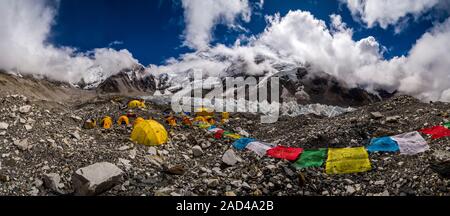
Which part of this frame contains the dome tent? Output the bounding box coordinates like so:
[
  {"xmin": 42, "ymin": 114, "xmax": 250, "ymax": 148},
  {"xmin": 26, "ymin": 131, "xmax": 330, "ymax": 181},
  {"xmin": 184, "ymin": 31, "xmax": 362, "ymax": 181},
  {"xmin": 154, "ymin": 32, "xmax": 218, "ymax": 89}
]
[
  {"xmin": 131, "ymin": 120, "xmax": 168, "ymax": 146},
  {"xmin": 128, "ymin": 100, "xmax": 146, "ymax": 109},
  {"xmin": 117, "ymin": 115, "xmax": 130, "ymax": 126},
  {"xmin": 133, "ymin": 117, "xmax": 145, "ymax": 128},
  {"xmin": 100, "ymin": 116, "xmax": 113, "ymax": 129}
]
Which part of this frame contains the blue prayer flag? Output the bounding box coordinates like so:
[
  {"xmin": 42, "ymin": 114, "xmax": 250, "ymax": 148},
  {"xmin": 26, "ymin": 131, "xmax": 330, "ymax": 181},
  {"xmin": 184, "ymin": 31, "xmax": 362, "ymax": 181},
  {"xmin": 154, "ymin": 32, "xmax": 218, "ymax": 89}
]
[{"xmin": 367, "ymin": 137, "xmax": 399, "ymax": 152}]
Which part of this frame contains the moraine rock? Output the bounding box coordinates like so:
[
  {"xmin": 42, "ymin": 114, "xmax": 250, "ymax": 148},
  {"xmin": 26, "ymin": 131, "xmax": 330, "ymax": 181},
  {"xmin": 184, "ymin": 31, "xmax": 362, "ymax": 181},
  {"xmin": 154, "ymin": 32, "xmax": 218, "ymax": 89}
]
[
  {"xmin": 192, "ymin": 145, "xmax": 203, "ymax": 157},
  {"xmin": 24, "ymin": 124, "xmax": 33, "ymax": 131},
  {"xmin": 28, "ymin": 187, "xmax": 39, "ymax": 196},
  {"xmin": 206, "ymin": 179, "xmax": 219, "ymax": 188},
  {"xmin": 19, "ymin": 105, "xmax": 32, "ymax": 114},
  {"xmin": 0, "ymin": 122, "xmax": 9, "ymax": 130},
  {"xmin": 225, "ymin": 191, "xmax": 237, "ymax": 196},
  {"xmin": 118, "ymin": 158, "xmax": 131, "ymax": 169},
  {"xmin": 14, "ymin": 138, "xmax": 29, "ymax": 151},
  {"xmin": 144, "ymin": 155, "xmax": 164, "ymax": 168},
  {"xmin": 72, "ymin": 162, "xmax": 124, "ymax": 196},
  {"xmin": 43, "ymin": 173, "xmax": 65, "ymax": 194},
  {"xmin": 374, "ymin": 180, "xmax": 385, "ymax": 185},
  {"xmin": 370, "ymin": 112, "xmax": 384, "ymax": 119},
  {"xmin": 345, "ymin": 185, "xmax": 356, "ymax": 195},
  {"xmin": 71, "ymin": 115, "xmax": 82, "ymax": 121},
  {"xmin": 129, "ymin": 149, "xmax": 137, "ymax": 159},
  {"xmin": 148, "ymin": 147, "xmax": 157, "ymax": 156},
  {"xmin": 386, "ymin": 116, "xmax": 401, "ymax": 123},
  {"xmin": 164, "ymin": 165, "xmax": 186, "ymax": 175},
  {"xmin": 70, "ymin": 131, "xmax": 81, "ymax": 140},
  {"xmin": 19, "ymin": 118, "xmax": 27, "ymax": 124}
]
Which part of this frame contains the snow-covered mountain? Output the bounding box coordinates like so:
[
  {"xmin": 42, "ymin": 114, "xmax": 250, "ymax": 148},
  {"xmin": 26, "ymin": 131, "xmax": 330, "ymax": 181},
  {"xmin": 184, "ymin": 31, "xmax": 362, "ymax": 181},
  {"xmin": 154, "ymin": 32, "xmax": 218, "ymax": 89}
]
[{"xmin": 90, "ymin": 53, "xmax": 394, "ymax": 106}]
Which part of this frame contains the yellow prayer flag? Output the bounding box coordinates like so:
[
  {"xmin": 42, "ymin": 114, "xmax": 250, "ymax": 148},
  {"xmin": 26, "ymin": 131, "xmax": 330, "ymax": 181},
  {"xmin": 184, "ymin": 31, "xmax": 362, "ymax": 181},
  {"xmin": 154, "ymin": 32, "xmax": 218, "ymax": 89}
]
[{"xmin": 325, "ymin": 147, "xmax": 371, "ymax": 174}]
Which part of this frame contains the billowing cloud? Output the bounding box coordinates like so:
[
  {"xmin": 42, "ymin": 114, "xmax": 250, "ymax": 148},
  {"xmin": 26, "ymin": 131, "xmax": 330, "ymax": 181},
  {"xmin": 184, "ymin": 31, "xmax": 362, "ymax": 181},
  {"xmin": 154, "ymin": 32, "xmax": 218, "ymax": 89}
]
[
  {"xmin": 150, "ymin": 11, "xmax": 384, "ymax": 89},
  {"xmin": 355, "ymin": 17, "xmax": 450, "ymax": 101},
  {"xmin": 151, "ymin": 8, "xmax": 450, "ymax": 102},
  {"xmin": 181, "ymin": 0, "xmax": 253, "ymax": 50},
  {"xmin": 0, "ymin": 0, "xmax": 139, "ymax": 86},
  {"xmin": 342, "ymin": 0, "xmax": 440, "ymax": 29}
]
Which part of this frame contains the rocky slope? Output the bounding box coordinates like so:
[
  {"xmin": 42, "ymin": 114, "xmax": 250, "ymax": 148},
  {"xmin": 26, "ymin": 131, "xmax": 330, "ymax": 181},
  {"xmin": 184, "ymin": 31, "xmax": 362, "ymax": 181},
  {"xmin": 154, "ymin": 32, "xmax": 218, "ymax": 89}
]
[
  {"xmin": 1, "ymin": 73, "xmax": 450, "ymax": 196},
  {"xmin": 95, "ymin": 65, "xmax": 156, "ymax": 96}
]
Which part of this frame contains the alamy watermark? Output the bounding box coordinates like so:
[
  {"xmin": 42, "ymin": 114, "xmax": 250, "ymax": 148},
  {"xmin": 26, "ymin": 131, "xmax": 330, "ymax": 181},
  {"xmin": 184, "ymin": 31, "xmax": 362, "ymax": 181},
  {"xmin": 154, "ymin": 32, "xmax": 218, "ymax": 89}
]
[{"xmin": 171, "ymin": 72, "xmax": 280, "ymax": 123}]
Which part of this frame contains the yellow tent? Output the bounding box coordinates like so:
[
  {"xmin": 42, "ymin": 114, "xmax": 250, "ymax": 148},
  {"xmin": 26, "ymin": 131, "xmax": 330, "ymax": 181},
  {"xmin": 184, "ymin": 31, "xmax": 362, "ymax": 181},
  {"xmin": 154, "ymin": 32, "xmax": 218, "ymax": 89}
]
[
  {"xmin": 133, "ymin": 117, "xmax": 145, "ymax": 128},
  {"xmin": 194, "ymin": 116, "xmax": 208, "ymax": 123},
  {"xmin": 220, "ymin": 112, "xmax": 230, "ymax": 124},
  {"xmin": 117, "ymin": 115, "xmax": 130, "ymax": 126},
  {"xmin": 128, "ymin": 100, "xmax": 146, "ymax": 109},
  {"xmin": 100, "ymin": 116, "xmax": 113, "ymax": 129},
  {"xmin": 222, "ymin": 112, "xmax": 230, "ymax": 119},
  {"xmin": 131, "ymin": 120, "xmax": 168, "ymax": 146},
  {"xmin": 195, "ymin": 107, "xmax": 214, "ymax": 117}
]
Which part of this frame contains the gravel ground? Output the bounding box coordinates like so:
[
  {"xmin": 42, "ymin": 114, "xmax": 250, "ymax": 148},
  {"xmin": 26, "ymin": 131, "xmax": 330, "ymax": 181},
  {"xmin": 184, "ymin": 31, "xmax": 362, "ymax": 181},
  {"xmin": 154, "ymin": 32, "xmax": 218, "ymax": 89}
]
[{"xmin": 1, "ymin": 93, "xmax": 450, "ymax": 196}]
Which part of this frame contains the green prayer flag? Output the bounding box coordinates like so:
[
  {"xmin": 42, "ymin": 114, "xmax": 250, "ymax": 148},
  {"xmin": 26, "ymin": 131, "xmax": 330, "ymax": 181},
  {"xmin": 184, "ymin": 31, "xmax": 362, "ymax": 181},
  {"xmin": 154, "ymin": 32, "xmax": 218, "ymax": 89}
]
[
  {"xmin": 444, "ymin": 122, "xmax": 450, "ymax": 129},
  {"xmin": 292, "ymin": 148, "xmax": 327, "ymax": 169}
]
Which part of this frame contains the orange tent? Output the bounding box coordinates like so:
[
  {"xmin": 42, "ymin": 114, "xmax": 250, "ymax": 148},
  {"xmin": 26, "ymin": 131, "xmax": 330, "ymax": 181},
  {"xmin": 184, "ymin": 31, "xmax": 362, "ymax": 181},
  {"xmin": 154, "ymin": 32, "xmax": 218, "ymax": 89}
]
[
  {"xmin": 100, "ymin": 116, "xmax": 113, "ymax": 129},
  {"xmin": 117, "ymin": 115, "xmax": 130, "ymax": 126}
]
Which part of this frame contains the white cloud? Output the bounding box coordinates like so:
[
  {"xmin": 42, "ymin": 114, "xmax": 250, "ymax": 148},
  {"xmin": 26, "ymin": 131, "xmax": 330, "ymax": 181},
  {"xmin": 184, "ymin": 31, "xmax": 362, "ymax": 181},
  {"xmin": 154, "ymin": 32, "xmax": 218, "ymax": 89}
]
[
  {"xmin": 150, "ymin": 11, "xmax": 383, "ymax": 89},
  {"xmin": 355, "ymin": 17, "xmax": 450, "ymax": 101},
  {"xmin": 152, "ymin": 8, "xmax": 450, "ymax": 102},
  {"xmin": 0, "ymin": 0, "xmax": 139, "ymax": 85},
  {"xmin": 342, "ymin": 0, "xmax": 440, "ymax": 29},
  {"xmin": 181, "ymin": 0, "xmax": 253, "ymax": 50}
]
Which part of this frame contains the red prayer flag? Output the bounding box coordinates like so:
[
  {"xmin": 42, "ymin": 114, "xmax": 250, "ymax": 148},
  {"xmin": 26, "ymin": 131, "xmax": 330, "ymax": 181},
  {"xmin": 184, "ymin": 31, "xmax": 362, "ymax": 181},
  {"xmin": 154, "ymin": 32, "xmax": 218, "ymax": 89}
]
[
  {"xmin": 214, "ymin": 130, "xmax": 225, "ymax": 139},
  {"xmin": 266, "ymin": 146, "xmax": 303, "ymax": 161},
  {"xmin": 419, "ymin": 126, "xmax": 450, "ymax": 139}
]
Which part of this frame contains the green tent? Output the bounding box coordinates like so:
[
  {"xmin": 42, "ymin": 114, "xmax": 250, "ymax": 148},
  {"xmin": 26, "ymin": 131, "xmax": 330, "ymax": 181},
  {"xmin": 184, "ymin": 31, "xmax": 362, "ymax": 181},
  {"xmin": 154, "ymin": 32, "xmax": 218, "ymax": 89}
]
[{"xmin": 292, "ymin": 148, "xmax": 327, "ymax": 169}]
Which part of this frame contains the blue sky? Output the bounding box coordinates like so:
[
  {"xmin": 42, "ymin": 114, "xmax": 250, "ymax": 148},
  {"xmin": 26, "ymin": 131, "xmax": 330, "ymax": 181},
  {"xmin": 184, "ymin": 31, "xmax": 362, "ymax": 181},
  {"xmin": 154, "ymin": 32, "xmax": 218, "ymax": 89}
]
[
  {"xmin": 2, "ymin": 0, "xmax": 450, "ymax": 101},
  {"xmin": 50, "ymin": 0, "xmax": 440, "ymax": 66}
]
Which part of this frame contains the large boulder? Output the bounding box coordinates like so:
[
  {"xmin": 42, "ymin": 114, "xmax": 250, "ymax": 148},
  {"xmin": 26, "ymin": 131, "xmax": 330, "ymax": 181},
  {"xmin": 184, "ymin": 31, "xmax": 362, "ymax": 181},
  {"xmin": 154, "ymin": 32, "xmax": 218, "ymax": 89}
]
[{"xmin": 72, "ymin": 162, "xmax": 124, "ymax": 196}]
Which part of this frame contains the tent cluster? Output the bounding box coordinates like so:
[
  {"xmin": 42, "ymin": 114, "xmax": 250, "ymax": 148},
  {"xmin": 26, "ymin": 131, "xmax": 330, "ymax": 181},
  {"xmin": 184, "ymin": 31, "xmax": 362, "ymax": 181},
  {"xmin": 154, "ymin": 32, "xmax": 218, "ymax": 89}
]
[
  {"xmin": 164, "ymin": 109, "xmax": 230, "ymax": 128},
  {"xmin": 82, "ymin": 99, "xmax": 150, "ymax": 130},
  {"xmin": 83, "ymin": 115, "xmax": 134, "ymax": 129},
  {"xmin": 82, "ymin": 99, "xmax": 169, "ymax": 146},
  {"xmin": 191, "ymin": 119, "xmax": 450, "ymax": 175},
  {"xmin": 84, "ymin": 115, "xmax": 169, "ymax": 146}
]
